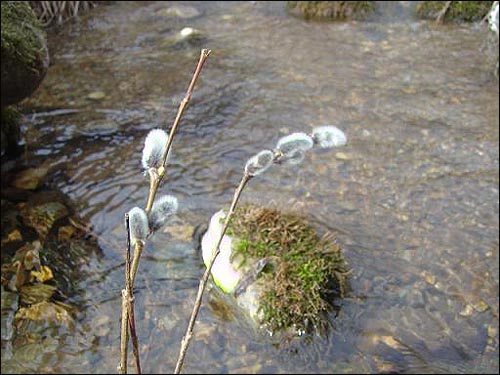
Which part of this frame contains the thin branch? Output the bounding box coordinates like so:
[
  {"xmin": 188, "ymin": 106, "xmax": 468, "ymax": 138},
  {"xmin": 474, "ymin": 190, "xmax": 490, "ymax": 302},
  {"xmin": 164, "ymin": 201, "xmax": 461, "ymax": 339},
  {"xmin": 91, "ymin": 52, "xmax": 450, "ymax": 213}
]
[
  {"xmin": 118, "ymin": 214, "xmax": 131, "ymax": 374},
  {"xmin": 125, "ymin": 217, "xmax": 142, "ymax": 374},
  {"xmin": 174, "ymin": 173, "xmax": 252, "ymax": 374},
  {"xmin": 144, "ymin": 49, "xmax": 211, "ymax": 214},
  {"xmin": 129, "ymin": 242, "xmax": 144, "ymax": 288}
]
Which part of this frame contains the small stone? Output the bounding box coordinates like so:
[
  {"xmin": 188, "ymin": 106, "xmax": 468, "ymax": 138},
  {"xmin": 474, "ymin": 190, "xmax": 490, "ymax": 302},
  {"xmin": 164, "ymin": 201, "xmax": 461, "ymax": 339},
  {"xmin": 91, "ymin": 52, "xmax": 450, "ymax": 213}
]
[
  {"xmin": 1, "ymin": 229, "xmax": 22, "ymax": 245},
  {"xmin": 87, "ymin": 91, "xmax": 106, "ymax": 100},
  {"xmin": 335, "ymin": 152, "xmax": 350, "ymax": 160},
  {"xmin": 163, "ymin": 225, "xmax": 195, "ymax": 241},
  {"xmin": 422, "ymin": 272, "xmax": 436, "ymax": 285},
  {"xmin": 459, "ymin": 304, "xmax": 474, "ymax": 317},
  {"xmin": 156, "ymin": 5, "xmax": 201, "ymax": 19},
  {"xmin": 472, "ymin": 301, "xmax": 489, "ymax": 312},
  {"xmin": 402, "ymin": 86, "xmax": 417, "ymax": 94},
  {"xmin": 180, "ymin": 27, "xmax": 195, "ymax": 37},
  {"xmin": 58, "ymin": 225, "xmax": 76, "ymax": 242},
  {"xmin": 487, "ymin": 326, "xmax": 497, "ymax": 339},
  {"xmin": 94, "ymin": 315, "xmax": 111, "ymax": 337},
  {"xmin": 12, "ymin": 166, "xmax": 50, "ymax": 190},
  {"xmin": 20, "ymin": 201, "xmax": 69, "ymax": 240}
]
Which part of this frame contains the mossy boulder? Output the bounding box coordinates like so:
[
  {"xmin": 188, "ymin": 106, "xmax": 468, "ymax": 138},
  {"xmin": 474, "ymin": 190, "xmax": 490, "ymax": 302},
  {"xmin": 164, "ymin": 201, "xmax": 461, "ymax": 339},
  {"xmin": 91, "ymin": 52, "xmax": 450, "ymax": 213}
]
[
  {"xmin": 1, "ymin": 107, "xmax": 22, "ymax": 156},
  {"xmin": 202, "ymin": 204, "xmax": 349, "ymax": 334},
  {"xmin": 1, "ymin": 1, "xmax": 49, "ymax": 108},
  {"xmin": 287, "ymin": 1, "xmax": 375, "ymax": 21},
  {"xmin": 416, "ymin": 1, "xmax": 493, "ymax": 22}
]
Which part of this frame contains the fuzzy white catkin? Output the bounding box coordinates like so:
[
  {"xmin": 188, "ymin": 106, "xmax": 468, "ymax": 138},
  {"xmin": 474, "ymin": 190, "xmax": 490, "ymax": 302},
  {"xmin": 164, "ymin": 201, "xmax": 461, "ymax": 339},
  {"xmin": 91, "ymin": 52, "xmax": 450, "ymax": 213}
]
[
  {"xmin": 276, "ymin": 132, "xmax": 314, "ymax": 156},
  {"xmin": 149, "ymin": 195, "xmax": 178, "ymax": 231},
  {"xmin": 128, "ymin": 207, "xmax": 149, "ymax": 245},
  {"xmin": 141, "ymin": 129, "xmax": 169, "ymax": 170},
  {"xmin": 245, "ymin": 150, "xmax": 274, "ymax": 176},
  {"xmin": 311, "ymin": 126, "xmax": 347, "ymax": 148}
]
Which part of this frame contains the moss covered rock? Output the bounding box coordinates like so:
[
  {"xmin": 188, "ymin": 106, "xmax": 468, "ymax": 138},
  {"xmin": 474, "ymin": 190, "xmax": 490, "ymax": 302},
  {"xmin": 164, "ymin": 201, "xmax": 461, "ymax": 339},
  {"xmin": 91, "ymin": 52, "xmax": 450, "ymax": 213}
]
[
  {"xmin": 287, "ymin": 1, "xmax": 375, "ymax": 21},
  {"xmin": 1, "ymin": 1, "xmax": 49, "ymax": 108},
  {"xmin": 202, "ymin": 204, "xmax": 349, "ymax": 334},
  {"xmin": 1, "ymin": 107, "xmax": 22, "ymax": 156},
  {"xmin": 416, "ymin": 1, "xmax": 493, "ymax": 22}
]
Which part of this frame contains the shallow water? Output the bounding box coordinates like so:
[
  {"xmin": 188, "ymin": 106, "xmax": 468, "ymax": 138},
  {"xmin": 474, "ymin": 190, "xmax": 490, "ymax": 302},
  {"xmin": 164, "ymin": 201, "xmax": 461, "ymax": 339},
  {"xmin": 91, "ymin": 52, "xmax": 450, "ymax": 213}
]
[{"xmin": 2, "ymin": 1, "xmax": 499, "ymax": 373}]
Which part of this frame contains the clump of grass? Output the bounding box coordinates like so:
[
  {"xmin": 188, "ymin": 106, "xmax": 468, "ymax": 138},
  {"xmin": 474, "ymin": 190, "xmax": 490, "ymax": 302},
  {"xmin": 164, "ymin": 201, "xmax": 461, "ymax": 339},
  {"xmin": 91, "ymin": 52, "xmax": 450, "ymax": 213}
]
[
  {"xmin": 287, "ymin": 1, "xmax": 375, "ymax": 21},
  {"xmin": 228, "ymin": 204, "xmax": 349, "ymax": 333}
]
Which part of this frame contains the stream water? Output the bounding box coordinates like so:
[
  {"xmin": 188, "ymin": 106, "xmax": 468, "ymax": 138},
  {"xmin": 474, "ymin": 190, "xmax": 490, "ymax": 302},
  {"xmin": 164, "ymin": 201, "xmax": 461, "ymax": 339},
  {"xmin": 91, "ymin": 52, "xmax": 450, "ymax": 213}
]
[{"xmin": 1, "ymin": 1, "xmax": 499, "ymax": 373}]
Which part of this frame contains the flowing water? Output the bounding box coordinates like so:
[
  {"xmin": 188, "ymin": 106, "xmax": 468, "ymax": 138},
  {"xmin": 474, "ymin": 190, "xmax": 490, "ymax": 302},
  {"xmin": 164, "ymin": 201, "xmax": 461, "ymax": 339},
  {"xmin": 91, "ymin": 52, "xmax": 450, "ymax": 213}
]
[{"xmin": 1, "ymin": 1, "xmax": 499, "ymax": 373}]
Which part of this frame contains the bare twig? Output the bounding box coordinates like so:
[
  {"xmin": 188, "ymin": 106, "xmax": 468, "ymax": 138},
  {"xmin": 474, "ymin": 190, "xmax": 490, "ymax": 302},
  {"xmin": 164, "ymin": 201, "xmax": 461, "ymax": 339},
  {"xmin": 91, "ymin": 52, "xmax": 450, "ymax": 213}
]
[
  {"xmin": 125, "ymin": 216, "xmax": 142, "ymax": 374},
  {"xmin": 118, "ymin": 214, "xmax": 131, "ymax": 374},
  {"xmin": 129, "ymin": 241, "xmax": 144, "ymax": 289},
  {"xmin": 174, "ymin": 173, "xmax": 252, "ymax": 374},
  {"xmin": 145, "ymin": 49, "xmax": 212, "ymax": 213}
]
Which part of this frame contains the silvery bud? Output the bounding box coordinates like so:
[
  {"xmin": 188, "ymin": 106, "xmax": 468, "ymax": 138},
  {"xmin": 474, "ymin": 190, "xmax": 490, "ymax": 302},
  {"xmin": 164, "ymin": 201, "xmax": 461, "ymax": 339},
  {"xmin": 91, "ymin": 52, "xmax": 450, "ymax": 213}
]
[
  {"xmin": 311, "ymin": 126, "xmax": 346, "ymax": 148},
  {"xmin": 276, "ymin": 132, "xmax": 314, "ymax": 155},
  {"xmin": 128, "ymin": 207, "xmax": 149, "ymax": 245},
  {"xmin": 149, "ymin": 195, "xmax": 178, "ymax": 232},
  {"xmin": 141, "ymin": 129, "xmax": 169, "ymax": 170},
  {"xmin": 245, "ymin": 150, "xmax": 274, "ymax": 176}
]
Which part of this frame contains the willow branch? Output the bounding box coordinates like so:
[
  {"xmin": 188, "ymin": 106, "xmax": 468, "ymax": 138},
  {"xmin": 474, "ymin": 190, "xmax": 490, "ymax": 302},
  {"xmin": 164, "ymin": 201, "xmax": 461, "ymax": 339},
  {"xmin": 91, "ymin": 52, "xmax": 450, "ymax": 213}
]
[
  {"xmin": 121, "ymin": 49, "xmax": 211, "ymax": 373},
  {"xmin": 129, "ymin": 242, "xmax": 144, "ymax": 288},
  {"xmin": 174, "ymin": 172, "xmax": 252, "ymax": 374},
  {"xmin": 118, "ymin": 214, "xmax": 132, "ymax": 374},
  {"xmin": 125, "ymin": 217, "xmax": 142, "ymax": 374},
  {"xmin": 144, "ymin": 49, "xmax": 211, "ymax": 213}
]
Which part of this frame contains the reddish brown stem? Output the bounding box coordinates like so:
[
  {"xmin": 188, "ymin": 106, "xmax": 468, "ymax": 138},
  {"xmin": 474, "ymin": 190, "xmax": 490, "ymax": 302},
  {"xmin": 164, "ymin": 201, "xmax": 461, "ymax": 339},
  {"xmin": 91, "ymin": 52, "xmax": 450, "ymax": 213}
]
[{"xmin": 173, "ymin": 173, "xmax": 251, "ymax": 374}]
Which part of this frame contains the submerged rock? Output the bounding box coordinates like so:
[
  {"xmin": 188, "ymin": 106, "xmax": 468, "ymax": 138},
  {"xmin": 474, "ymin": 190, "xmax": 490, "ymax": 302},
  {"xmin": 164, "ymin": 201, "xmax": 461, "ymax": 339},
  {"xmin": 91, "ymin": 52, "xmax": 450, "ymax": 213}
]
[
  {"xmin": 18, "ymin": 192, "xmax": 70, "ymax": 241},
  {"xmin": 155, "ymin": 5, "xmax": 202, "ymax": 19},
  {"xmin": 201, "ymin": 204, "xmax": 349, "ymax": 334},
  {"xmin": 11, "ymin": 164, "xmax": 51, "ymax": 190}
]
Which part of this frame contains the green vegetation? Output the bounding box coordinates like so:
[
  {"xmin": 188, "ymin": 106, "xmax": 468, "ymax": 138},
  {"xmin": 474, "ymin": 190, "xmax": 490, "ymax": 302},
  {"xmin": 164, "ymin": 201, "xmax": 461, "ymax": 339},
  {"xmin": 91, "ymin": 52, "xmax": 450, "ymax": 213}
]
[
  {"xmin": 287, "ymin": 1, "xmax": 375, "ymax": 21},
  {"xmin": 227, "ymin": 204, "xmax": 349, "ymax": 333},
  {"xmin": 416, "ymin": 1, "xmax": 494, "ymax": 22}
]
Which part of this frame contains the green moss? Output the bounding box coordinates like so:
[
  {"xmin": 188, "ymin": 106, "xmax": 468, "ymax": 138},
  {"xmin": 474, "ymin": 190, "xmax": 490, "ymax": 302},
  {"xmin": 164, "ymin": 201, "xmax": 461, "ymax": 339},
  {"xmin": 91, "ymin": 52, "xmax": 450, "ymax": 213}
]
[
  {"xmin": 1, "ymin": 1, "xmax": 45, "ymax": 69},
  {"xmin": 228, "ymin": 204, "xmax": 349, "ymax": 333},
  {"xmin": 416, "ymin": 1, "xmax": 493, "ymax": 22},
  {"xmin": 287, "ymin": 1, "xmax": 375, "ymax": 21}
]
